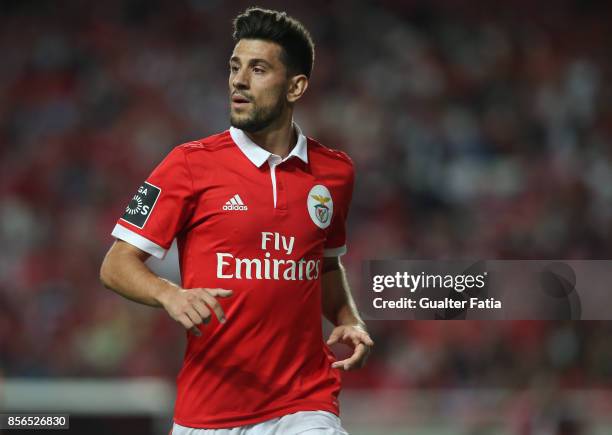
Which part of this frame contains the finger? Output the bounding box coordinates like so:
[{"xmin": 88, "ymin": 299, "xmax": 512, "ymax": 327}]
[
  {"xmin": 332, "ymin": 343, "xmax": 367, "ymax": 370},
  {"xmin": 205, "ymin": 288, "xmax": 234, "ymax": 298},
  {"xmin": 327, "ymin": 328, "xmax": 343, "ymax": 345},
  {"xmin": 332, "ymin": 352, "xmax": 364, "ymax": 371},
  {"xmin": 359, "ymin": 332, "xmax": 374, "ymax": 347},
  {"xmin": 348, "ymin": 343, "xmax": 370, "ymax": 369},
  {"xmin": 337, "ymin": 331, "xmax": 363, "ymax": 352},
  {"xmin": 344, "ymin": 329, "xmax": 374, "ymax": 348},
  {"xmin": 190, "ymin": 326, "xmax": 202, "ymax": 337},
  {"xmin": 349, "ymin": 333, "xmax": 362, "ymax": 348},
  {"xmin": 191, "ymin": 299, "xmax": 212, "ymax": 324},
  {"xmin": 351, "ymin": 333, "xmax": 374, "ymax": 351},
  {"xmin": 331, "ymin": 360, "xmax": 346, "ymax": 369},
  {"xmin": 184, "ymin": 306, "xmax": 204, "ymax": 326},
  {"xmin": 198, "ymin": 290, "xmax": 227, "ymax": 323},
  {"xmin": 178, "ymin": 314, "xmax": 194, "ymax": 330}
]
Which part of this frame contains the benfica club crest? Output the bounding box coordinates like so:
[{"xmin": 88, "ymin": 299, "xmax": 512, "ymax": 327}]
[
  {"xmin": 307, "ymin": 185, "xmax": 333, "ymax": 229},
  {"xmin": 312, "ymin": 195, "xmax": 331, "ymax": 223}
]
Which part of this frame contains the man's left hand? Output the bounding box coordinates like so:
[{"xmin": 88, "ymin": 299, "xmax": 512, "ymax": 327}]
[{"xmin": 327, "ymin": 325, "xmax": 374, "ymax": 371}]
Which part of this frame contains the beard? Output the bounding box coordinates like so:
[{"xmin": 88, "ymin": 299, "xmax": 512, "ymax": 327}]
[{"xmin": 230, "ymin": 95, "xmax": 286, "ymax": 133}]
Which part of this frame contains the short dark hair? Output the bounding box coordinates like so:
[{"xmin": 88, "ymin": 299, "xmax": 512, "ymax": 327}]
[{"xmin": 232, "ymin": 7, "xmax": 315, "ymax": 78}]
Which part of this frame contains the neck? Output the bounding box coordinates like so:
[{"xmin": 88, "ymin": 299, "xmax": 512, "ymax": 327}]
[{"xmin": 244, "ymin": 110, "xmax": 296, "ymax": 158}]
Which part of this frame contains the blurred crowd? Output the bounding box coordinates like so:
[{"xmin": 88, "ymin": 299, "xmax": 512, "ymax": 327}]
[{"xmin": 1, "ymin": 0, "xmax": 612, "ymax": 399}]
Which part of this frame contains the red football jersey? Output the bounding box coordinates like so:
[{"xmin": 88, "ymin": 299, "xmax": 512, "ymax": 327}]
[{"xmin": 111, "ymin": 124, "xmax": 354, "ymax": 428}]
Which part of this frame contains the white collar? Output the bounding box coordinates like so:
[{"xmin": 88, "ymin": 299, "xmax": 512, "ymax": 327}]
[{"xmin": 229, "ymin": 122, "xmax": 308, "ymax": 167}]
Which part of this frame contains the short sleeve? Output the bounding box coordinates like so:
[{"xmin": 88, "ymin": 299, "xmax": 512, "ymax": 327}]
[
  {"xmin": 111, "ymin": 147, "xmax": 194, "ymax": 259},
  {"xmin": 323, "ymin": 161, "xmax": 355, "ymax": 257}
]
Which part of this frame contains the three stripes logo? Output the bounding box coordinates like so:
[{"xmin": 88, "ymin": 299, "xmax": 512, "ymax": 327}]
[{"xmin": 223, "ymin": 194, "xmax": 248, "ymax": 211}]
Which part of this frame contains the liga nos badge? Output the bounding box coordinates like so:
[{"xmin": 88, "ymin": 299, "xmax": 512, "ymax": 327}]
[
  {"xmin": 307, "ymin": 185, "xmax": 333, "ymax": 229},
  {"xmin": 121, "ymin": 181, "xmax": 161, "ymax": 229}
]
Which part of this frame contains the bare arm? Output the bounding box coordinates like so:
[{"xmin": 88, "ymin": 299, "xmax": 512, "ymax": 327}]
[
  {"xmin": 100, "ymin": 240, "xmax": 173, "ymax": 307},
  {"xmin": 321, "ymin": 257, "xmax": 373, "ymax": 370},
  {"xmin": 100, "ymin": 240, "xmax": 232, "ymax": 335},
  {"xmin": 321, "ymin": 257, "xmax": 365, "ymax": 328}
]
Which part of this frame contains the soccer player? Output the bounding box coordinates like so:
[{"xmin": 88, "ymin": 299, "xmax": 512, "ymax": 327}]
[{"xmin": 100, "ymin": 7, "xmax": 372, "ymax": 435}]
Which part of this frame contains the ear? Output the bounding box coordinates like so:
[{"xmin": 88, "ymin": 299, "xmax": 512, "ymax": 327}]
[{"xmin": 286, "ymin": 74, "xmax": 309, "ymax": 103}]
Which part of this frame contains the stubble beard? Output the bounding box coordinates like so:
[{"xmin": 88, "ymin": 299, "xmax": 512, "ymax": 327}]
[{"xmin": 230, "ymin": 96, "xmax": 286, "ymax": 133}]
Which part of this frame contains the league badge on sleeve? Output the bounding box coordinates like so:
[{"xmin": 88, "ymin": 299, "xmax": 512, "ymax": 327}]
[
  {"xmin": 121, "ymin": 181, "xmax": 161, "ymax": 229},
  {"xmin": 307, "ymin": 184, "xmax": 333, "ymax": 229}
]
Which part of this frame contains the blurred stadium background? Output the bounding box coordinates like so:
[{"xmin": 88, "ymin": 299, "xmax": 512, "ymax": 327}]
[{"xmin": 1, "ymin": 0, "xmax": 612, "ymax": 433}]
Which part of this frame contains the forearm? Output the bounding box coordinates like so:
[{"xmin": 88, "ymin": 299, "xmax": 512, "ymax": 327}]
[
  {"xmin": 321, "ymin": 261, "xmax": 366, "ymax": 329},
  {"xmin": 100, "ymin": 241, "xmax": 178, "ymax": 307},
  {"xmin": 334, "ymin": 299, "xmax": 366, "ymax": 329}
]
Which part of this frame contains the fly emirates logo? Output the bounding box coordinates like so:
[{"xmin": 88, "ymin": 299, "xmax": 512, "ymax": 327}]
[{"xmin": 216, "ymin": 232, "xmax": 321, "ymax": 281}]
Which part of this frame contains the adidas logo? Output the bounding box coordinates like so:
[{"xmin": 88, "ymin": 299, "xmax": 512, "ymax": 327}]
[{"xmin": 223, "ymin": 194, "xmax": 248, "ymax": 211}]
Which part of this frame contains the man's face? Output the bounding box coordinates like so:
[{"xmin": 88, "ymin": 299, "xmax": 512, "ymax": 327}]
[{"xmin": 229, "ymin": 39, "xmax": 289, "ymax": 132}]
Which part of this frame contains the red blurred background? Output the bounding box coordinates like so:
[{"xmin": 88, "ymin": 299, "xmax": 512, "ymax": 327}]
[{"xmin": 1, "ymin": 0, "xmax": 612, "ymax": 433}]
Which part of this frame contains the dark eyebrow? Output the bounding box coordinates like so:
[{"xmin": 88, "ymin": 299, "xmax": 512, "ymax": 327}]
[{"xmin": 229, "ymin": 56, "xmax": 273, "ymax": 68}]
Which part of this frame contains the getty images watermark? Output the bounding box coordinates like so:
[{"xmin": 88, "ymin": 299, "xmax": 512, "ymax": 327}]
[{"xmin": 357, "ymin": 261, "xmax": 611, "ymax": 320}]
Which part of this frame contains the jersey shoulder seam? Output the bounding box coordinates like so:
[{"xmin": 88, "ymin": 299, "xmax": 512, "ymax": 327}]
[
  {"xmin": 178, "ymin": 131, "xmax": 234, "ymax": 153},
  {"xmin": 307, "ymin": 138, "xmax": 353, "ymax": 166},
  {"xmin": 177, "ymin": 146, "xmax": 195, "ymax": 199}
]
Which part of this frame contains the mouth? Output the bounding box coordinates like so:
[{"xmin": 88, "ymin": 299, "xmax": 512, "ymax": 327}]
[{"xmin": 231, "ymin": 94, "xmax": 252, "ymax": 106}]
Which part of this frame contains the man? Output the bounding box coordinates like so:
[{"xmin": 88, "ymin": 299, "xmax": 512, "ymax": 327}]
[{"xmin": 100, "ymin": 7, "xmax": 372, "ymax": 435}]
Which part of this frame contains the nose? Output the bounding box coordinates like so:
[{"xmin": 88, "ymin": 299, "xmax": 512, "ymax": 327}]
[{"xmin": 232, "ymin": 67, "xmax": 249, "ymax": 90}]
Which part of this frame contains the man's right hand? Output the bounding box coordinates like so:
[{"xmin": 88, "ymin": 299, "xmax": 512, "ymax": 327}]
[{"xmin": 159, "ymin": 288, "xmax": 233, "ymax": 336}]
